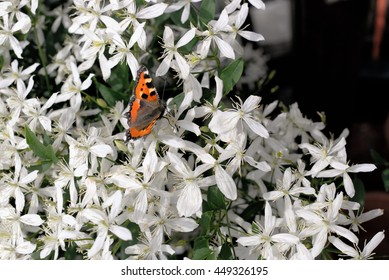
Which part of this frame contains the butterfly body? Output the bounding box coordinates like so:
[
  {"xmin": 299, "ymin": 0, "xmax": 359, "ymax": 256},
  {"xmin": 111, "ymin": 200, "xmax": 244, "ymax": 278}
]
[{"xmin": 126, "ymin": 65, "xmax": 165, "ymax": 140}]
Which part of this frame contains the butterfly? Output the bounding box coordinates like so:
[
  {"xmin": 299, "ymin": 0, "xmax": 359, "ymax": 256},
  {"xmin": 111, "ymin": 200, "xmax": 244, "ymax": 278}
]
[{"xmin": 126, "ymin": 65, "xmax": 165, "ymax": 140}]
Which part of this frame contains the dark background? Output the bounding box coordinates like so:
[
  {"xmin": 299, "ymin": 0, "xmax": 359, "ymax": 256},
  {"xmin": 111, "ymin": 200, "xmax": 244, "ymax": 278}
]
[{"xmin": 256, "ymin": 0, "xmax": 389, "ymax": 257}]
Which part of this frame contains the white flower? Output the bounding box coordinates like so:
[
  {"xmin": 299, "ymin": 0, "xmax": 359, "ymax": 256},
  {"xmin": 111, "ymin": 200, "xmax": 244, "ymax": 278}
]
[
  {"xmin": 165, "ymin": 0, "xmax": 201, "ymax": 23},
  {"xmin": 198, "ymin": 9, "xmax": 235, "ymax": 59},
  {"xmin": 263, "ymin": 167, "xmax": 315, "ymax": 202},
  {"xmin": 0, "ymin": 60, "xmax": 39, "ymax": 89},
  {"xmin": 297, "ymin": 192, "xmax": 358, "ymax": 258},
  {"xmin": 329, "ymin": 231, "xmax": 385, "ymax": 259},
  {"xmin": 66, "ymin": 128, "xmax": 114, "ymax": 169},
  {"xmin": 143, "ymin": 197, "xmax": 198, "ymax": 241},
  {"xmin": 299, "ymin": 136, "xmax": 347, "ymax": 177},
  {"xmin": 237, "ymin": 202, "xmax": 300, "ymax": 259},
  {"xmin": 125, "ymin": 229, "xmax": 175, "ymax": 260},
  {"xmin": 0, "ymin": 240, "xmax": 36, "ymax": 260},
  {"xmin": 56, "ymin": 62, "xmax": 94, "ymax": 103},
  {"xmin": 23, "ymin": 92, "xmax": 58, "ymax": 132},
  {"xmin": 167, "ymin": 151, "xmax": 214, "ymax": 217},
  {"xmin": 78, "ymin": 28, "xmax": 114, "ymax": 80},
  {"xmin": 47, "ymin": 3, "xmax": 72, "ymax": 32},
  {"xmin": 119, "ymin": 1, "xmax": 168, "ymax": 50},
  {"xmin": 109, "ymin": 23, "xmax": 144, "ymax": 79},
  {"xmin": 83, "ymin": 191, "xmax": 132, "ymax": 258},
  {"xmin": 0, "ymin": 14, "xmax": 30, "ymax": 58},
  {"xmin": 156, "ymin": 26, "xmax": 195, "ymax": 79},
  {"xmin": 209, "ymin": 95, "xmax": 269, "ymax": 141},
  {"xmin": 316, "ymin": 161, "xmax": 377, "ymax": 197},
  {"xmin": 0, "ymin": 205, "xmax": 43, "ymax": 246},
  {"xmin": 0, "ymin": 169, "xmax": 38, "ymax": 213},
  {"xmin": 340, "ymin": 208, "xmax": 384, "ymax": 233},
  {"xmin": 228, "ymin": 3, "xmax": 264, "ymax": 42},
  {"xmin": 3, "ymin": 75, "xmax": 39, "ymax": 126}
]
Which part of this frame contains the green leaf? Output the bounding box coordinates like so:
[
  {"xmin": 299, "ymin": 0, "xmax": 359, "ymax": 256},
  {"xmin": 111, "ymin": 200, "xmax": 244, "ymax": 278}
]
[
  {"xmin": 193, "ymin": 236, "xmax": 213, "ymax": 260},
  {"xmin": 220, "ymin": 59, "xmax": 244, "ymax": 94},
  {"xmin": 95, "ymin": 80, "xmax": 129, "ymax": 107},
  {"xmin": 207, "ymin": 186, "xmax": 226, "ymax": 210},
  {"xmin": 193, "ymin": 247, "xmax": 214, "ymax": 260},
  {"xmin": 193, "ymin": 236, "xmax": 209, "ymax": 250},
  {"xmin": 351, "ymin": 178, "xmax": 365, "ymax": 207},
  {"xmin": 218, "ymin": 243, "xmax": 233, "ymax": 260},
  {"xmin": 108, "ymin": 62, "xmax": 130, "ymax": 91},
  {"xmin": 382, "ymin": 168, "xmax": 389, "ymax": 192},
  {"xmin": 168, "ymin": 92, "xmax": 185, "ymax": 110},
  {"xmin": 25, "ymin": 126, "xmax": 58, "ymax": 164},
  {"xmin": 200, "ymin": 0, "xmax": 216, "ymax": 24},
  {"xmin": 199, "ymin": 211, "xmax": 213, "ymax": 236}
]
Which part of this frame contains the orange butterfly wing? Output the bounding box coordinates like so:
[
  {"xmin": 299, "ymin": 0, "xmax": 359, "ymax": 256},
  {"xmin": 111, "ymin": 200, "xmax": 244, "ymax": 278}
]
[{"xmin": 126, "ymin": 66, "xmax": 165, "ymax": 140}]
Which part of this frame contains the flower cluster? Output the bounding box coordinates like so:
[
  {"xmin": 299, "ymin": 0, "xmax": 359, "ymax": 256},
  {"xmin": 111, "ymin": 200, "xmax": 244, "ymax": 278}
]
[{"xmin": 0, "ymin": 0, "xmax": 384, "ymax": 260}]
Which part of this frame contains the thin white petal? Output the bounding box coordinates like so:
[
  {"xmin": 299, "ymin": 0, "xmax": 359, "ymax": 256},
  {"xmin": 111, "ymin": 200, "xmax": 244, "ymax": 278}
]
[
  {"xmin": 348, "ymin": 164, "xmax": 377, "ymax": 173},
  {"xmin": 20, "ymin": 214, "xmax": 44, "ymax": 226},
  {"xmin": 214, "ymin": 36, "xmax": 235, "ymax": 59},
  {"xmin": 177, "ymin": 183, "xmax": 202, "ymax": 217},
  {"xmin": 244, "ymin": 117, "xmax": 269, "ymax": 138},
  {"xmin": 168, "ymin": 218, "xmax": 198, "ymax": 232},
  {"xmin": 136, "ymin": 3, "xmax": 168, "ymax": 19},
  {"xmin": 362, "ymin": 231, "xmax": 385, "ymax": 257},
  {"xmin": 177, "ymin": 28, "xmax": 196, "ymax": 48},
  {"xmin": 239, "ymin": 30, "xmax": 264, "ymax": 41},
  {"xmin": 329, "ymin": 236, "xmax": 357, "ymax": 257},
  {"xmin": 174, "ymin": 53, "xmax": 190, "ymax": 79},
  {"xmin": 110, "ymin": 225, "xmax": 132, "ymax": 241},
  {"xmin": 237, "ymin": 236, "xmax": 261, "ymax": 246},
  {"xmin": 20, "ymin": 170, "xmax": 39, "ymax": 185},
  {"xmin": 16, "ymin": 241, "xmax": 36, "ymax": 254},
  {"xmin": 209, "ymin": 111, "xmax": 239, "ymax": 134},
  {"xmin": 156, "ymin": 54, "xmax": 173, "ymax": 77},
  {"xmin": 215, "ymin": 165, "xmax": 237, "ymax": 200},
  {"xmin": 343, "ymin": 172, "xmax": 355, "ymax": 198},
  {"xmin": 249, "ymin": 0, "xmax": 266, "ymax": 10},
  {"xmin": 90, "ymin": 144, "xmax": 113, "ymax": 157}
]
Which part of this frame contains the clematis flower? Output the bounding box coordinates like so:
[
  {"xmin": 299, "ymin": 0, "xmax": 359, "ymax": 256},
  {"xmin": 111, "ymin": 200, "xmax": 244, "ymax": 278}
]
[
  {"xmin": 209, "ymin": 95, "xmax": 269, "ymax": 141},
  {"xmin": 156, "ymin": 26, "xmax": 196, "ymax": 79}
]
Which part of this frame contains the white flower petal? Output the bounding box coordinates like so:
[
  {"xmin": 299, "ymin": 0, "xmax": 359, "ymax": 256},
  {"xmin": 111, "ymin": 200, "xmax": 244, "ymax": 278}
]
[
  {"xmin": 110, "ymin": 225, "xmax": 132, "ymax": 241},
  {"xmin": 136, "ymin": 3, "xmax": 168, "ymax": 19},
  {"xmin": 16, "ymin": 241, "xmax": 36, "ymax": 254},
  {"xmin": 329, "ymin": 236, "xmax": 357, "ymax": 258},
  {"xmin": 237, "ymin": 236, "xmax": 261, "ymax": 247},
  {"xmin": 348, "ymin": 163, "xmax": 377, "ymax": 173},
  {"xmin": 90, "ymin": 144, "xmax": 113, "ymax": 157},
  {"xmin": 239, "ymin": 30, "xmax": 264, "ymax": 41},
  {"xmin": 20, "ymin": 214, "xmax": 44, "ymax": 226},
  {"xmin": 156, "ymin": 54, "xmax": 173, "ymax": 77},
  {"xmin": 20, "ymin": 170, "xmax": 38, "ymax": 185},
  {"xmin": 214, "ymin": 36, "xmax": 235, "ymax": 59},
  {"xmin": 249, "ymin": 0, "xmax": 266, "ymax": 10},
  {"xmin": 177, "ymin": 183, "xmax": 203, "ymax": 217},
  {"xmin": 243, "ymin": 116, "xmax": 269, "ymax": 138},
  {"xmin": 209, "ymin": 110, "xmax": 239, "ymax": 135},
  {"xmin": 362, "ymin": 231, "xmax": 385, "ymax": 257},
  {"xmin": 175, "ymin": 52, "xmax": 190, "ymax": 79},
  {"xmin": 168, "ymin": 218, "xmax": 198, "ymax": 232},
  {"xmin": 176, "ymin": 28, "xmax": 196, "ymax": 48},
  {"xmin": 215, "ymin": 164, "xmax": 237, "ymax": 200},
  {"xmin": 343, "ymin": 172, "xmax": 355, "ymax": 198}
]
